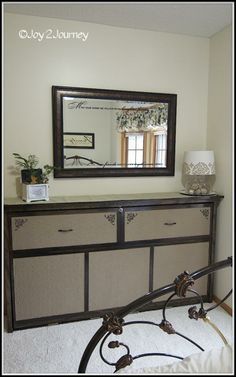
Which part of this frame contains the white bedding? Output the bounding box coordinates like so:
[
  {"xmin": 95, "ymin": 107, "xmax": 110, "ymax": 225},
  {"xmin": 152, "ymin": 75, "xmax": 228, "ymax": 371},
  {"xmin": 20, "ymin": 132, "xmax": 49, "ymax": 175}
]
[{"xmin": 117, "ymin": 344, "xmax": 233, "ymax": 374}]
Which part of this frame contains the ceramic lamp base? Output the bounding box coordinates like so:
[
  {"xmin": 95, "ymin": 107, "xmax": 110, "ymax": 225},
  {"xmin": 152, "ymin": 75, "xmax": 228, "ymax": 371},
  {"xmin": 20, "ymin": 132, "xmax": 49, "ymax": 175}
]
[{"xmin": 22, "ymin": 183, "xmax": 49, "ymax": 202}]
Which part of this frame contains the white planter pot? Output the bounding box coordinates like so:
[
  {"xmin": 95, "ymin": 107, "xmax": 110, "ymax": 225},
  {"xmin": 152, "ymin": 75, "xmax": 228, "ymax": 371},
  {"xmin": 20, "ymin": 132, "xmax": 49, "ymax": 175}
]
[{"xmin": 22, "ymin": 184, "xmax": 49, "ymax": 202}]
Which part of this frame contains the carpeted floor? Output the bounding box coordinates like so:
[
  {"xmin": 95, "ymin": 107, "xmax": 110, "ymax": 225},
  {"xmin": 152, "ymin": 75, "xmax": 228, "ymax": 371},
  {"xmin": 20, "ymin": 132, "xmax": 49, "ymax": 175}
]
[{"xmin": 3, "ymin": 303, "xmax": 233, "ymax": 374}]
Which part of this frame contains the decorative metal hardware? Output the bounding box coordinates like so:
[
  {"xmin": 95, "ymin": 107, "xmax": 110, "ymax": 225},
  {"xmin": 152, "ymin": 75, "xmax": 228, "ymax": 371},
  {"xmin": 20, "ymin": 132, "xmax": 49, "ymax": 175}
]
[
  {"xmin": 174, "ymin": 270, "xmax": 195, "ymax": 297},
  {"xmin": 200, "ymin": 208, "xmax": 209, "ymax": 219},
  {"xmin": 159, "ymin": 319, "xmax": 175, "ymax": 334},
  {"xmin": 14, "ymin": 218, "xmax": 28, "ymax": 231},
  {"xmin": 188, "ymin": 306, "xmax": 207, "ymax": 320},
  {"xmin": 164, "ymin": 221, "xmax": 176, "ymax": 226},
  {"xmin": 102, "ymin": 312, "xmax": 124, "ymax": 335},
  {"xmin": 115, "ymin": 354, "xmax": 133, "ymax": 372},
  {"xmin": 126, "ymin": 212, "xmax": 138, "ymax": 224},
  {"xmin": 104, "ymin": 214, "xmax": 116, "ymax": 226}
]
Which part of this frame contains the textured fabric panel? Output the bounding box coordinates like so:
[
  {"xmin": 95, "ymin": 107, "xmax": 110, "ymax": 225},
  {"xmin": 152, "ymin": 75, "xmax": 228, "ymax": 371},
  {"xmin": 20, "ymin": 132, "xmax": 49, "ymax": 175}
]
[
  {"xmin": 153, "ymin": 243, "xmax": 208, "ymax": 301},
  {"xmin": 14, "ymin": 253, "xmax": 84, "ymax": 320},
  {"xmin": 89, "ymin": 248, "xmax": 149, "ymax": 310}
]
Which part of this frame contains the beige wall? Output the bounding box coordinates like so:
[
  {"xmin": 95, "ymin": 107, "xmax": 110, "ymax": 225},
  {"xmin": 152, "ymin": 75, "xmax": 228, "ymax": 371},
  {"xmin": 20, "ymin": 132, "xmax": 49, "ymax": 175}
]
[
  {"xmin": 4, "ymin": 14, "xmax": 232, "ymax": 305},
  {"xmin": 207, "ymin": 25, "xmax": 233, "ymax": 307},
  {"xmin": 4, "ymin": 13, "xmax": 209, "ymax": 197}
]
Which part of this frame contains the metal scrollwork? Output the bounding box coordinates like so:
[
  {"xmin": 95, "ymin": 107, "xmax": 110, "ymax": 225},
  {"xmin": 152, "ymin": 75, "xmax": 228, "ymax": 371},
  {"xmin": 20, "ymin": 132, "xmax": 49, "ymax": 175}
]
[
  {"xmin": 78, "ymin": 258, "xmax": 232, "ymax": 374},
  {"xmin": 104, "ymin": 214, "xmax": 116, "ymax": 226},
  {"xmin": 102, "ymin": 313, "xmax": 124, "ymax": 335},
  {"xmin": 174, "ymin": 270, "xmax": 195, "ymax": 297},
  {"xmin": 126, "ymin": 212, "xmax": 138, "ymax": 225},
  {"xmin": 14, "ymin": 218, "xmax": 28, "ymax": 231}
]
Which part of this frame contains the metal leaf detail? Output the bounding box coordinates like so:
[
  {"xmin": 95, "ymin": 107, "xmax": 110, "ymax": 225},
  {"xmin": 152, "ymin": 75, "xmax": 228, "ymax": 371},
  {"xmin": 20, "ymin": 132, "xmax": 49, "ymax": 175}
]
[
  {"xmin": 104, "ymin": 214, "xmax": 116, "ymax": 226},
  {"xmin": 126, "ymin": 212, "xmax": 138, "ymax": 224},
  {"xmin": 14, "ymin": 218, "xmax": 28, "ymax": 231},
  {"xmin": 200, "ymin": 209, "xmax": 209, "ymax": 219}
]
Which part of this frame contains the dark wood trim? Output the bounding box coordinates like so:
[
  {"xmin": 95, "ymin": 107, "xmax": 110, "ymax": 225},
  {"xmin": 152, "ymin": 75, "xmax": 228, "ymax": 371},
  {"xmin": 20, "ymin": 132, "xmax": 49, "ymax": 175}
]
[
  {"xmin": 84, "ymin": 252, "xmax": 89, "ymax": 312},
  {"xmin": 4, "ymin": 194, "xmax": 224, "ymax": 213},
  {"xmin": 207, "ymin": 202, "xmax": 217, "ymax": 301},
  {"xmin": 117, "ymin": 207, "xmax": 124, "ymax": 243},
  {"xmin": 12, "ymin": 235, "xmax": 210, "ymax": 259},
  {"xmin": 4, "ymin": 214, "xmax": 14, "ymax": 332}
]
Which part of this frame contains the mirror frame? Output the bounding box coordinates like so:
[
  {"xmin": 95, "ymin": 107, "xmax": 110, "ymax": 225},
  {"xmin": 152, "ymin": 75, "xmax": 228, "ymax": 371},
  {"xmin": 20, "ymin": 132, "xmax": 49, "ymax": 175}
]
[{"xmin": 52, "ymin": 86, "xmax": 177, "ymax": 178}]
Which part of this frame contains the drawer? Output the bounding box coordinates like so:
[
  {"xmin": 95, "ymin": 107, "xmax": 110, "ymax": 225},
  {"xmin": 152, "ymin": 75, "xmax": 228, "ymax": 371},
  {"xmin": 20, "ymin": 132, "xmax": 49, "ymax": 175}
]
[
  {"xmin": 13, "ymin": 253, "xmax": 84, "ymax": 320},
  {"xmin": 12, "ymin": 210, "xmax": 117, "ymax": 250},
  {"xmin": 125, "ymin": 206, "xmax": 210, "ymax": 242}
]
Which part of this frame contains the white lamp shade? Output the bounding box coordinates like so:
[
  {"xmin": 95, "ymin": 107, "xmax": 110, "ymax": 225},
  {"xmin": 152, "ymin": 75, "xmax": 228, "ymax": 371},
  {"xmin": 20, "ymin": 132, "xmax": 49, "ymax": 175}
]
[{"xmin": 183, "ymin": 151, "xmax": 215, "ymax": 175}]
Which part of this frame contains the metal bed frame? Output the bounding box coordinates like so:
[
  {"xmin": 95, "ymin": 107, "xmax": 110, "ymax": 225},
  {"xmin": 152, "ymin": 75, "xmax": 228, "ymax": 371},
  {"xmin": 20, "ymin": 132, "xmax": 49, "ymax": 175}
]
[{"xmin": 78, "ymin": 256, "xmax": 232, "ymax": 373}]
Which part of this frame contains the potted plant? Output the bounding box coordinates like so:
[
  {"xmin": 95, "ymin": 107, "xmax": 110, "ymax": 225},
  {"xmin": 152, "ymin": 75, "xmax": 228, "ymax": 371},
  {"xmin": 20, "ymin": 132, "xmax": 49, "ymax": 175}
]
[{"xmin": 13, "ymin": 153, "xmax": 55, "ymax": 202}]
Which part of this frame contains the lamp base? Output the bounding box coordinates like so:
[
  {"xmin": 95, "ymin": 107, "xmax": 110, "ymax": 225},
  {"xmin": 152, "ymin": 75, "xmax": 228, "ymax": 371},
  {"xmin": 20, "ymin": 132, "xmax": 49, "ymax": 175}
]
[
  {"xmin": 180, "ymin": 190, "xmax": 216, "ymax": 196},
  {"xmin": 182, "ymin": 175, "xmax": 215, "ymax": 196}
]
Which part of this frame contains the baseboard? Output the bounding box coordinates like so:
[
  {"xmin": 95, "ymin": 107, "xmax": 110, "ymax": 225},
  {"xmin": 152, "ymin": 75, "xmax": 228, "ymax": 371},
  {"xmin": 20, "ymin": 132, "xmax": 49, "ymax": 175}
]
[{"xmin": 213, "ymin": 295, "xmax": 232, "ymax": 316}]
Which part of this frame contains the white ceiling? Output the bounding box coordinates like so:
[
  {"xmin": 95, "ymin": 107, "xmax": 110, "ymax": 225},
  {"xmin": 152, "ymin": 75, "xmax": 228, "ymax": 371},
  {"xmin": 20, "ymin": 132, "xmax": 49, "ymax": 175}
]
[{"xmin": 3, "ymin": 2, "xmax": 233, "ymax": 38}]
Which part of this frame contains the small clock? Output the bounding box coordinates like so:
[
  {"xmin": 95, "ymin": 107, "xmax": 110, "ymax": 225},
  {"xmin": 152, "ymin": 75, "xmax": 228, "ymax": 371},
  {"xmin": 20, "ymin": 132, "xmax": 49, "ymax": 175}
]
[{"xmin": 22, "ymin": 184, "xmax": 49, "ymax": 202}]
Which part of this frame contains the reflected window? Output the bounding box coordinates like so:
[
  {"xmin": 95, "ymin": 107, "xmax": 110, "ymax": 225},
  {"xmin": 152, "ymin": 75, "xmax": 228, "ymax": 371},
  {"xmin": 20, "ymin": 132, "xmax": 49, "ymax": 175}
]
[
  {"xmin": 125, "ymin": 133, "xmax": 144, "ymax": 167},
  {"xmin": 127, "ymin": 133, "xmax": 144, "ymax": 167},
  {"xmin": 155, "ymin": 134, "xmax": 167, "ymax": 167}
]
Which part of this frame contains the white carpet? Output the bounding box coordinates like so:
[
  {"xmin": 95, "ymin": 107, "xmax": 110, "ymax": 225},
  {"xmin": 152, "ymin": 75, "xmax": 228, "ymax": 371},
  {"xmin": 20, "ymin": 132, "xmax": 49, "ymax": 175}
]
[{"xmin": 3, "ymin": 304, "xmax": 233, "ymax": 375}]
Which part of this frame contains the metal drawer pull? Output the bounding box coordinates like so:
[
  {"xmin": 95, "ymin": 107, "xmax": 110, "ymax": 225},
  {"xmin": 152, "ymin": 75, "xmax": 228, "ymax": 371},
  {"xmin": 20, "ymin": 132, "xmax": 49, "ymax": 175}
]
[
  {"xmin": 58, "ymin": 229, "xmax": 74, "ymax": 232},
  {"xmin": 164, "ymin": 222, "xmax": 176, "ymax": 226}
]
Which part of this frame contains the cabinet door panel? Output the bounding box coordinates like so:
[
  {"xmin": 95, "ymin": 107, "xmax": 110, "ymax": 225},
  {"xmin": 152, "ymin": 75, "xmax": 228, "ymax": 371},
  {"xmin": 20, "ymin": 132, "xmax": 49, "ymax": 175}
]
[
  {"xmin": 13, "ymin": 253, "xmax": 84, "ymax": 320},
  {"xmin": 125, "ymin": 207, "xmax": 210, "ymax": 242},
  {"xmin": 89, "ymin": 248, "xmax": 149, "ymax": 310},
  {"xmin": 12, "ymin": 211, "xmax": 117, "ymax": 250},
  {"xmin": 153, "ymin": 243, "xmax": 209, "ymax": 302}
]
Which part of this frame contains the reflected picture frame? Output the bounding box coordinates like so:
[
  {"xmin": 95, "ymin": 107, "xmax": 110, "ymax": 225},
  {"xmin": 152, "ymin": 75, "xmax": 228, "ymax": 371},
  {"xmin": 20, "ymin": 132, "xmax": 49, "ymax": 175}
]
[{"xmin": 63, "ymin": 132, "xmax": 95, "ymax": 149}]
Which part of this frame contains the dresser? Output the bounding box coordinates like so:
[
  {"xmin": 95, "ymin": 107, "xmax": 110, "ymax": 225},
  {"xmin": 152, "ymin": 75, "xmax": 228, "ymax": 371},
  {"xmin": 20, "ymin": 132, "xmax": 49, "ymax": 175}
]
[{"xmin": 4, "ymin": 192, "xmax": 223, "ymax": 332}]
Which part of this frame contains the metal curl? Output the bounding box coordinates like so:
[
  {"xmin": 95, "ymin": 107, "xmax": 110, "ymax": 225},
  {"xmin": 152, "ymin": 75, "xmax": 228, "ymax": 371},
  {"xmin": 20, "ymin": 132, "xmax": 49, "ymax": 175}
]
[{"xmin": 174, "ymin": 270, "xmax": 195, "ymax": 297}]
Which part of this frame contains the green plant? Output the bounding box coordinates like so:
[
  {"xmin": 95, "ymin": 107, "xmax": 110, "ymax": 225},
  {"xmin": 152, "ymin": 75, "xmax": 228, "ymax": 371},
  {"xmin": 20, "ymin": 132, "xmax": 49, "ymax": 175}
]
[
  {"xmin": 13, "ymin": 153, "xmax": 55, "ymax": 184},
  {"xmin": 13, "ymin": 153, "xmax": 39, "ymax": 170}
]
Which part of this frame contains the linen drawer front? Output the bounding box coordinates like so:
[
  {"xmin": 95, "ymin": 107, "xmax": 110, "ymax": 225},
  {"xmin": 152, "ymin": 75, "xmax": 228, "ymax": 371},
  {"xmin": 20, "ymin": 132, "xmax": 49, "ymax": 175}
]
[
  {"xmin": 153, "ymin": 243, "xmax": 209, "ymax": 302},
  {"xmin": 89, "ymin": 248, "xmax": 150, "ymax": 311},
  {"xmin": 11, "ymin": 211, "xmax": 117, "ymax": 250},
  {"xmin": 125, "ymin": 207, "xmax": 210, "ymax": 242},
  {"xmin": 13, "ymin": 253, "xmax": 84, "ymax": 320}
]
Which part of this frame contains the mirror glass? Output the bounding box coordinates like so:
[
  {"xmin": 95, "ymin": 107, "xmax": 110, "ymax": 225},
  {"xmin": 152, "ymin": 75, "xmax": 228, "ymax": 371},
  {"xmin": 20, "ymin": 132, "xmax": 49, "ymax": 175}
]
[{"xmin": 52, "ymin": 86, "xmax": 177, "ymax": 178}]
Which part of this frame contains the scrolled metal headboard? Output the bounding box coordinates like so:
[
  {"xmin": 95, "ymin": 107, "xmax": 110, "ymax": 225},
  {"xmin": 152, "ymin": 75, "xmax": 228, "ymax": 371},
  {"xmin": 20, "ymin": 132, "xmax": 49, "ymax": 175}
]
[{"xmin": 78, "ymin": 256, "xmax": 232, "ymax": 373}]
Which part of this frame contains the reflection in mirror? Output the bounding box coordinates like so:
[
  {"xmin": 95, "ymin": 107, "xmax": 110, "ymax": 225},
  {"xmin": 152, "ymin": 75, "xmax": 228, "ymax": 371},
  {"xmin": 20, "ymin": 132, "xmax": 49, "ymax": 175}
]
[
  {"xmin": 63, "ymin": 98, "xmax": 169, "ymax": 169},
  {"xmin": 52, "ymin": 87, "xmax": 177, "ymax": 178}
]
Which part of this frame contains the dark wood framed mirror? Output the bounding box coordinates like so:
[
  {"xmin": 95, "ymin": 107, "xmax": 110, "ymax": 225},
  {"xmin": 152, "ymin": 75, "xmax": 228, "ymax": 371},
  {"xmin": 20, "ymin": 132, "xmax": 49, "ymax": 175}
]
[{"xmin": 52, "ymin": 86, "xmax": 177, "ymax": 178}]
